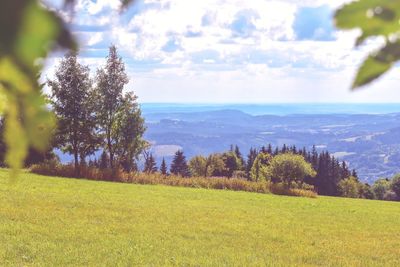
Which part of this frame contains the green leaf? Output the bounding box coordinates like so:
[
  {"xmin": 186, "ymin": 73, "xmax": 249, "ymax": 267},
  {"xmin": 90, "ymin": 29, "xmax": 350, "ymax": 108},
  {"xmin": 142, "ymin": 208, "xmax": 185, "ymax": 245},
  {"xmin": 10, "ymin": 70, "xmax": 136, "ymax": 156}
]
[
  {"xmin": 335, "ymin": 0, "xmax": 400, "ymax": 46},
  {"xmin": 335, "ymin": 0, "xmax": 400, "ymax": 89},
  {"xmin": 352, "ymin": 56, "xmax": 391, "ymax": 89},
  {"xmin": 353, "ymin": 40, "xmax": 400, "ymax": 89}
]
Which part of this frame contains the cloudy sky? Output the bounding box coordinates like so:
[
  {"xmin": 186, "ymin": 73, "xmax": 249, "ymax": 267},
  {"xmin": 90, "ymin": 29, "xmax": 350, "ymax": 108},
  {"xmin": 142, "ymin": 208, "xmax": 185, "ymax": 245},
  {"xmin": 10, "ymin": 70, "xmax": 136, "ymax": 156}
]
[{"xmin": 44, "ymin": 0, "xmax": 400, "ymax": 103}]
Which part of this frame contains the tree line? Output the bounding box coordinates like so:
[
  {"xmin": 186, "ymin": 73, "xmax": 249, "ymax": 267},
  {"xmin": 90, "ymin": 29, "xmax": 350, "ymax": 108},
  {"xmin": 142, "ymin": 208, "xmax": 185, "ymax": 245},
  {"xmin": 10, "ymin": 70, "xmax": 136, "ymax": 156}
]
[{"xmin": 131, "ymin": 144, "xmax": 366, "ymax": 198}]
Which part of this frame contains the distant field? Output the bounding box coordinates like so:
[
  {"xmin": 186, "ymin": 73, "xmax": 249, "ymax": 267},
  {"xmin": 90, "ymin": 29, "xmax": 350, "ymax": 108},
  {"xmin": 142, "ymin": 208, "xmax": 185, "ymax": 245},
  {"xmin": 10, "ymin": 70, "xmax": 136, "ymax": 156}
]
[{"xmin": 1, "ymin": 170, "xmax": 400, "ymax": 266}]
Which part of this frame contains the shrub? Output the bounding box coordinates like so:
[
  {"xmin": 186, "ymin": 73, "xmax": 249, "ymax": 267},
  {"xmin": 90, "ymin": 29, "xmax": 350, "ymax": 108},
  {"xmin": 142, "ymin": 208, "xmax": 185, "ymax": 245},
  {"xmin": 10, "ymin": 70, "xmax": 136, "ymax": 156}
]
[
  {"xmin": 372, "ymin": 178, "xmax": 390, "ymax": 200},
  {"xmin": 383, "ymin": 190, "xmax": 398, "ymax": 201},
  {"xmin": 338, "ymin": 176, "xmax": 361, "ymax": 198},
  {"xmin": 390, "ymin": 174, "xmax": 400, "ymax": 199},
  {"xmin": 30, "ymin": 163, "xmax": 317, "ymax": 198},
  {"xmin": 267, "ymin": 153, "xmax": 316, "ymax": 186}
]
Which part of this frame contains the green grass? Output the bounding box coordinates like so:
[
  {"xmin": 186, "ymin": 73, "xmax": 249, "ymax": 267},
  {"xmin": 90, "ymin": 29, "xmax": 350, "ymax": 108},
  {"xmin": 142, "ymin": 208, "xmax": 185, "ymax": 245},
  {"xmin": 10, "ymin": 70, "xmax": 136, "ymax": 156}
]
[{"xmin": 1, "ymin": 170, "xmax": 400, "ymax": 266}]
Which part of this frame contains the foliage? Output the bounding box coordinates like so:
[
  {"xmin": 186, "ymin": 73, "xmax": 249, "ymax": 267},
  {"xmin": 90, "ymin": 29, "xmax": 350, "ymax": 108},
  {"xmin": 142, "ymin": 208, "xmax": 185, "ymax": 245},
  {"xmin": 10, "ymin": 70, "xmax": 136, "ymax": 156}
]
[
  {"xmin": 95, "ymin": 45, "xmax": 129, "ymax": 168},
  {"xmin": 222, "ymin": 151, "xmax": 242, "ymax": 177},
  {"xmin": 249, "ymin": 152, "xmax": 272, "ymax": 182},
  {"xmin": 390, "ymin": 174, "xmax": 400, "ymax": 199},
  {"xmin": 48, "ymin": 52, "xmax": 98, "ymax": 172},
  {"xmin": 2, "ymin": 170, "xmax": 400, "ymax": 266},
  {"xmin": 160, "ymin": 157, "xmax": 168, "ymax": 175},
  {"xmin": 0, "ymin": 0, "xmax": 75, "ymax": 176},
  {"xmin": 268, "ymin": 153, "xmax": 316, "ymax": 187},
  {"xmin": 188, "ymin": 155, "xmax": 208, "ymax": 177},
  {"xmin": 372, "ymin": 178, "xmax": 391, "ymax": 200},
  {"xmin": 206, "ymin": 153, "xmax": 227, "ymax": 177},
  {"xmin": 170, "ymin": 150, "xmax": 190, "ymax": 177},
  {"xmin": 0, "ymin": 0, "xmax": 138, "ymax": 176},
  {"xmin": 143, "ymin": 153, "xmax": 157, "ymax": 173},
  {"xmin": 335, "ymin": 0, "xmax": 400, "ymax": 88},
  {"xmin": 338, "ymin": 176, "xmax": 361, "ymax": 198},
  {"xmin": 113, "ymin": 92, "xmax": 146, "ymax": 172}
]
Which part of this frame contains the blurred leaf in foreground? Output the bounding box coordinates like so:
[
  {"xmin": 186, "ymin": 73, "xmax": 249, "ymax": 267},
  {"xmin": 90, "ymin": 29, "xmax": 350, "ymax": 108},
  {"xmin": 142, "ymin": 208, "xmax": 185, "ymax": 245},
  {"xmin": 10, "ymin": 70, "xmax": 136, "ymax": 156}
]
[{"xmin": 335, "ymin": 0, "xmax": 400, "ymax": 89}]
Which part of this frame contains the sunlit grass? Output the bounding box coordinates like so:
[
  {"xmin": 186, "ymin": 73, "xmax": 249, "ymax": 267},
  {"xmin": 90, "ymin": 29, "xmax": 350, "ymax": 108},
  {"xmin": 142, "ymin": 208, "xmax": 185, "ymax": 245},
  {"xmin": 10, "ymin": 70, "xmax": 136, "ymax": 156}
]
[{"xmin": 1, "ymin": 169, "xmax": 400, "ymax": 266}]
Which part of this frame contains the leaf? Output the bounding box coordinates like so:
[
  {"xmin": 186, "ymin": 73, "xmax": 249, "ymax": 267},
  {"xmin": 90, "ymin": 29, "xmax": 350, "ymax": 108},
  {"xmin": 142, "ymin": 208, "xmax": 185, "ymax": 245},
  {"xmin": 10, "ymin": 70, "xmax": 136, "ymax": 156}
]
[
  {"xmin": 352, "ymin": 56, "xmax": 391, "ymax": 89},
  {"xmin": 0, "ymin": 57, "xmax": 55, "ymax": 177},
  {"xmin": 335, "ymin": 0, "xmax": 400, "ymax": 89},
  {"xmin": 335, "ymin": 0, "xmax": 400, "ymax": 46},
  {"xmin": 352, "ymin": 41, "xmax": 400, "ymax": 88}
]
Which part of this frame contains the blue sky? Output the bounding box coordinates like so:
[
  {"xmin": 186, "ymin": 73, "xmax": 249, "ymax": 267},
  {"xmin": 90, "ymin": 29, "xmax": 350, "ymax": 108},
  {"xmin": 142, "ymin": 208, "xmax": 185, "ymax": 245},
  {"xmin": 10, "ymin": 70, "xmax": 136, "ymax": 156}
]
[{"xmin": 43, "ymin": 0, "xmax": 400, "ymax": 103}]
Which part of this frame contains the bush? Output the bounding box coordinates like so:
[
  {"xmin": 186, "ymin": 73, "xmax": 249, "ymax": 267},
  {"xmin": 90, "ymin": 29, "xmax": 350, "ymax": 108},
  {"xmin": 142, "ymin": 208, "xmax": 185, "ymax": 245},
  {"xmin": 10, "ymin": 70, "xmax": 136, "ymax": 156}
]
[
  {"xmin": 338, "ymin": 176, "xmax": 361, "ymax": 198},
  {"xmin": 383, "ymin": 190, "xmax": 398, "ymax": 201},
  {"xmin": 390, "ymin": 174, "xmax": 400, "ymax": 199},
  {"xmin": 30, "ymin": 163, "xmax": 318, "ymax": 198}
]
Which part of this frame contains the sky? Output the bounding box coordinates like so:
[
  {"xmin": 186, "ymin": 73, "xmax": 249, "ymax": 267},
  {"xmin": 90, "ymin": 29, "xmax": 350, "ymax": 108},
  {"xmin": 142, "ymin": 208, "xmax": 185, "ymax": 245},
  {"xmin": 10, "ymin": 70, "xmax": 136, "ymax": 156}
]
[{"xmin": 43, "ymin": 0, "xmax": 400, "ymax": 103}]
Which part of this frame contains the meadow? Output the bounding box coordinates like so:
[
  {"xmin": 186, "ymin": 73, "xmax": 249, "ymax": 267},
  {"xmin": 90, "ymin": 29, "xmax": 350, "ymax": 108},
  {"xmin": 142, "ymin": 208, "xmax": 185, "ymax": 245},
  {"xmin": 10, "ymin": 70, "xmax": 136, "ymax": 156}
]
[{"xmin": 1, "ymin": 169, "xmax": 400, "ymax": 266}]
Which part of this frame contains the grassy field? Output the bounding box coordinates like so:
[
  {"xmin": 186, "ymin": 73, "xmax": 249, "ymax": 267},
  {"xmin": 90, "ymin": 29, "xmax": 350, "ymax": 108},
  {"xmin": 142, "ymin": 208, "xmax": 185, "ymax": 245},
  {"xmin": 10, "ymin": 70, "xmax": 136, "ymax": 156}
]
[{"xmin": 1, "ymin": 169, "xmax": 400, "ymax": 266}]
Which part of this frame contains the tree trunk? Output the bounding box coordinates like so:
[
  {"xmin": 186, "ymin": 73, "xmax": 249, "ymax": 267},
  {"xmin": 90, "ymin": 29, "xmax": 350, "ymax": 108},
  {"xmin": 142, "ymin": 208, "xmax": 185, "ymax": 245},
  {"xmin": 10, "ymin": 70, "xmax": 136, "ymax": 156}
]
[{"xmin": 74, "ymin": 150, "xmax": 80, "ymax": 176}]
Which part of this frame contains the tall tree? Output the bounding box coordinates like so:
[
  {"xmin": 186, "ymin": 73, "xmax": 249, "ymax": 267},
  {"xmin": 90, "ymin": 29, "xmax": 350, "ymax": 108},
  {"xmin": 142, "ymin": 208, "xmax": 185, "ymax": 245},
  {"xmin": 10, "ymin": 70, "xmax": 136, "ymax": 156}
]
[
  {"xmin": 234, "ymin": 145, "xmax": 245, "ymax": 170},
  {"xmin": 160, "ymin": 158, "xmax": 168, "ymax": 175},
  {"xmin": 95, "ymin": 45, "xmax": 129, "ymax": 169},
  {"xmin": 144, "ymin": 153, "xmax": 157, "ymax": 173},
  {"xmin": 114, "ymin": 92, "xmax": 147, "ymax": 172},
  {"xmin": 246, "ymin": 148, "xmax": 258, "ymax": 177},
  {"xmin": 48, "ymin": 52, "xmax": 97, "ymax": 173},
  {"xmin": 170, "ymin": 150, "xmax": 190, "ymax": 177},
  {"xmin": 189, "ymin": 155, "xmax": 208, "ymax": 177}
]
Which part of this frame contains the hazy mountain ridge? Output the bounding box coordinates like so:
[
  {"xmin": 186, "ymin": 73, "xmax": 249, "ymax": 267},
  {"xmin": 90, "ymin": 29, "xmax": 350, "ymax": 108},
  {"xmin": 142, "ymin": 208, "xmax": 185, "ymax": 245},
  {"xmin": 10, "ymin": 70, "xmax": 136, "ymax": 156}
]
[{"xmin": 144, "ymin": 110, "xmax": 400, "ymax": 183}]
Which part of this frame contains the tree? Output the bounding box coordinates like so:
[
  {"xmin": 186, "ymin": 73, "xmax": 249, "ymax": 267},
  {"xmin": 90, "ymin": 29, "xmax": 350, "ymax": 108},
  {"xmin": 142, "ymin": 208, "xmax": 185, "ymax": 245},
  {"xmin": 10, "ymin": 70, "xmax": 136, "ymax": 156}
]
[
  {"xmin": 207, "ymin": 153, "xmax": 227, "ymax": 177},
  {"xmin": 95, "ymin": 45, "xmax": 129, "ymax": 169},
  {"xmin": 390, "ymin": 174, "xmax": 400, "ymax": 199},
  {"xmin": 268, "ymin": 153, "xmax": 316, "ymax": 188},
  {"xmin": 99, "ymin": 151, "xmax": 109, "ymax": 169},
  {"xmin": 372, "ymin": 178, "xmax": 390, "ymax": 200},
  {"xmin": 222, "ymin": 151, "xmax": 242, "ymax": 177},
  {"xmin": 189, "ymin": 155, "xmax": 208, "ymax": 177},
  {"xmin": 160, "ymin": 158, "xmax": 168, "ymax": 175},
  {"xmin": 250, "ymin": 152, "xmax": 272, "ymax": 182},
  {"xmin": 338, "ymin": 176, "xmax": 361, "ymax": 198},
  {"xmin": 246, "ymin": 148, "xmax": 258, "ymax": 177},
  {"xmin": 144, "ymin": 153, "xmax": 157, "ymax": 173},
  {"xmin": 48, "ymin": 52, "xmax": 98, "ymax": 173},
  {"xmin": 113, "ymin": 92, "xmax": 147, "ymax": 172},
  {"xmin": 170, "ymin": 150, "xmax": 190, "ymax": 177},
  {"xmin": 234, "ymin": 145, "xmax": 245, "ymax": 169},
  {"xmin": 0, "ymin": 0, "xmax": 137, "ymax": 176}
]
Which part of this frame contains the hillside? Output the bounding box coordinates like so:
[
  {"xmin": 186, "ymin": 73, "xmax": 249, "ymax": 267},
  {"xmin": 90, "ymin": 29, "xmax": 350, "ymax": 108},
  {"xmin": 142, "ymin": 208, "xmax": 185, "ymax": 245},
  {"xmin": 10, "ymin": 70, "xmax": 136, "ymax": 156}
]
[{"xmin": 1, "ymin": 170, "xmax": 400, "ymax": 266}]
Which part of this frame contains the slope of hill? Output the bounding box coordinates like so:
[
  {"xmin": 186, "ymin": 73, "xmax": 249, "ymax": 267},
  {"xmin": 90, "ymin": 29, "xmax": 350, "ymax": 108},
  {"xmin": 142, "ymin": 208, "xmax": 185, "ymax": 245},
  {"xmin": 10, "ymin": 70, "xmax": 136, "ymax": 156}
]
[{"xmin": 1, "ymin": 170, "xmax": 399, "ymax": 266}]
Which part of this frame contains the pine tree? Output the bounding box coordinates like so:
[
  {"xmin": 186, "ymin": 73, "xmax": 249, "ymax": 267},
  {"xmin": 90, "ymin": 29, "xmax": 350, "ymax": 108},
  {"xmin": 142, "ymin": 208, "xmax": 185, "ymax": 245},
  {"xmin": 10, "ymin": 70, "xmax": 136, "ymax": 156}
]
[
  {"xmin": 246, "ymin": 148, "xmax": 258, "ymax": 177},
  {"xmin": 267, "ymin": 144, "xmax": 273, "ymax": 154},
  {"xmin": 160, "ymin": 158, "xmax": 168, "ymax": 175},
  {"xmin": 144, "ymin": 154, "xmax": 157, "ymax": 173},
  {"xmin": 234, "ymin": 145, "xmax": 245, "ymax": 170},
  {"xmin": 170, "ymin": 150, "xmax": 190, "ymax": 177}
]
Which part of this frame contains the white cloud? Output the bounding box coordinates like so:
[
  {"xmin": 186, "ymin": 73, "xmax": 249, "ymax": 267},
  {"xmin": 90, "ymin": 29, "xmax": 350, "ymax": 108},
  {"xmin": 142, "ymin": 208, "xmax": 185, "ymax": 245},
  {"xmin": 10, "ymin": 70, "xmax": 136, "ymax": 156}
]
[{"xmin": 42, "ymin": 0, "xmax": 396, "ymax": 103}]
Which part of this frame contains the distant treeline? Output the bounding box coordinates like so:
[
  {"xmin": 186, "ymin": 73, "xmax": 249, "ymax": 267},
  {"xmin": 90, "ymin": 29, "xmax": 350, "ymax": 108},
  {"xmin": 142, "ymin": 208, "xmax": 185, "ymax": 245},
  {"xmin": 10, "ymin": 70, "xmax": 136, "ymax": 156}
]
[{"xmin": 87, "ymin": 144, "xmax": 359, "ymax": 197}]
